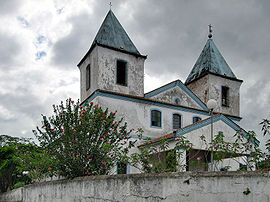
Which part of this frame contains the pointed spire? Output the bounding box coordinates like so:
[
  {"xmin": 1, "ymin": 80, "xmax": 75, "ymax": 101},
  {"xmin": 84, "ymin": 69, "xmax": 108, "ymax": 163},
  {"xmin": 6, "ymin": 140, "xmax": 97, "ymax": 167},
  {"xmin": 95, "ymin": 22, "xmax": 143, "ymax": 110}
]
[
  {"xmin": 185, "ymin": 38, "xmax": 237, "ymax": 84},
  {"xmin": 91, "ymin": 10, "xmax": 141, "ymax": 55}
]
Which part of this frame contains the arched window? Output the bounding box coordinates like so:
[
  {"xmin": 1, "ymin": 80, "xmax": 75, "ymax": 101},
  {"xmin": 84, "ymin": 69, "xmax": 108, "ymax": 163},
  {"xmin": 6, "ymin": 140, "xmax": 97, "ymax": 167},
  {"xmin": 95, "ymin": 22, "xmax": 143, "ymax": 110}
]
[
  {"xmin": 151, "ymin": 110, "xmax": 161, "ymax": 127},
  {"xmin": 173, "ymin": 114, "xmax": 182, "ymax": 129},
  {"xmin": 174, "ymin": 97, "xmax": 181, "ymax": 105},
  {"xmin": 193, "ymin": 116, "xmax": 202, "ymax": 123}
]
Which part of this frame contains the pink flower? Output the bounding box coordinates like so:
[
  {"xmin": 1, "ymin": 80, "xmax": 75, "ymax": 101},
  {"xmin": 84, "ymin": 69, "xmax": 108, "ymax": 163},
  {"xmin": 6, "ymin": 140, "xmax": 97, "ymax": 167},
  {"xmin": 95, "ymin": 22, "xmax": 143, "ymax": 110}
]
[
  {"xmin": 111, "ymin": 112, "xmax": 114, "ymax": 115},
  {"xmin": 102, "ymin": 161, "xmax": 106, "ymax": 165},
  {"xmin": 95, "ymin": 104, "xmax": 98, "ymax": 108},
  {"xmin": 121, "ymin": 134, "xmax": 125, "ymax": 138},
  {"xmin": 52, "ymin": 152, "xmax": 54, "ymax": 154},
  {"xmin": 76, "ymin": 155, "xmax": 80, "ymax": 157},
  {"xmin": 48, "ymin": 167, "xmax": 52, "ymax": 171},
  {"xmin": 51, "ymin": 129, "xmax": 54, "ymax": 132},
  {"xmin": 72, "ymin": 139, "xmax": 75, "ymax": 143},
  {"xmin": 86, "ymin": 155, "xmax": 90, "ymax": 159},
  {"xmin": 90, "ymin": 102, "xmax": 93, "ymax": 104},
  {"xmin": 100, "ymin": 138, "xmax": 104, "ymax": 141},
  {"xmin": 73, "ymin": 129, "xmax": 77, "ymax": 132},
  {"xmin": 197, "ymin": 157, "xmax": 201, "ymax": 161},
  {"xmin": 132, "ymin": 128, "xmax": 135, "ymax": 131},
  {"xmin": 87, "ymin": 172, "xmax": 91, "ymax": 175},
  {"xmin": 98, "ymin": 113, "xmax": 101, "ymax": 115},
  {"xmin": 60, "ymin": 129, "xmax": 64, "ymax": 132},
  {"xmin": 72, "ymin": 154, "xmax": 75, "ymax": 157},
  {"xmin": 83, "ymin": 166, "xmax": 87, "ymax": 169}
]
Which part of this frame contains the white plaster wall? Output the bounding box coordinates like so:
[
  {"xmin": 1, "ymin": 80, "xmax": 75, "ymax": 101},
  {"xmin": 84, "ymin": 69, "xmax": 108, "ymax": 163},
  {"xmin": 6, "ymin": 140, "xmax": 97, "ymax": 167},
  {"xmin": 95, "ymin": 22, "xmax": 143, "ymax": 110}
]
[
  {"xmin": 209, "ymin": 74, "xmax": 242, "ymax": 117},
  {"xmin": 186, "ymin": 74, "xmax": 242, "ymax": 117},
  {"xmin": 92, "ymin": 95, "xmax": 209, "ymax": 139},
  {"xmin": 2, "ymin": 172, "xmax": 270, "ymax": 202},
  {"xmin": 79, "ymin": 46, "xmax": 145, "ymax": 102},
  {"xmin": 150, "ymin": 86, "xmax": 202, "ymax": 110}
]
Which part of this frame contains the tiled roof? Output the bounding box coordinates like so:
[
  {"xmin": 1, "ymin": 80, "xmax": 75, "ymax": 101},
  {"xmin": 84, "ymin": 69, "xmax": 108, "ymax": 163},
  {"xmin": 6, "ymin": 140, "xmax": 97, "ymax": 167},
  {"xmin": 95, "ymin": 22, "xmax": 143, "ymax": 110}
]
[{"xmin": 185, "ymin": 39, "xmax": 237, "ymax": 84}]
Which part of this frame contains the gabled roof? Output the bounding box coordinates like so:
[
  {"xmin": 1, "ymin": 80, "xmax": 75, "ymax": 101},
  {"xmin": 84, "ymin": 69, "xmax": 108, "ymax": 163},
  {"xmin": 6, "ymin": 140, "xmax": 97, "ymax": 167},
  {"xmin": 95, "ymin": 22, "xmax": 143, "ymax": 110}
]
[
  {"xmin": 144, "ymin": 80, "xmax": 208, "ymax": 110},
  {"xmin": 78, "ymin": 10, "xmax": 145, "ymax": 67},
  {"xmin": 185, "ymin": 39, "xmax": 237, "ymax": 84},
  {"xmin": 138, "ymin": 114, "xmax": 259, "ymax": 147}
]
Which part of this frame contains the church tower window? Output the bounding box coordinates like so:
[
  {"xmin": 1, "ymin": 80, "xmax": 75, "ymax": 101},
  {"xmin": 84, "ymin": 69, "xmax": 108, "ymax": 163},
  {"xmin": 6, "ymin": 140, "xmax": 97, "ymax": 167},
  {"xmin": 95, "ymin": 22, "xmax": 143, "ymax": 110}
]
[
  {"xmin": 173, "ymin": 114, "xmax": 182, "ymax": 129},
  {"xmin": 151, "ymin": 109, "xmax": 161, "ymax": 128},
  {"xmin": 86, "ymin": 64, "xmax": 91, "ymax": 90},
  {"xmin": 116, "ymin": 60, "xmax": 127, "ymax": 86},
  {"xmin": 221, "ymin": 86, "xmax": 229, "ymax": 107}
]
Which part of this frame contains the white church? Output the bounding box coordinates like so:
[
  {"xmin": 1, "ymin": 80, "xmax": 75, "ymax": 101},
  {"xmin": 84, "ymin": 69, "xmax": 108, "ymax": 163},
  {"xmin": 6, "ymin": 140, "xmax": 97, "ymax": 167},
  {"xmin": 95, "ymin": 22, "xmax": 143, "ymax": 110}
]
[{"xmin": 77, "ymin": 10, "xmax": 256, "ymax": 173}]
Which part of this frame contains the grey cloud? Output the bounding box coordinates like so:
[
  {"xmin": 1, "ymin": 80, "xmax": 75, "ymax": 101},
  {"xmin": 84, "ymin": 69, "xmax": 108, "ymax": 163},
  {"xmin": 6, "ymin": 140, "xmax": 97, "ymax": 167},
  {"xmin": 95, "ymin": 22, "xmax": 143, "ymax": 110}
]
[
  {"xmin": 0, "ymin": 33, "xmax": 21, "ymax": 69},
  {"xmin": 0, "ymin": 0, "xmax": 22, "ymax": 15}
]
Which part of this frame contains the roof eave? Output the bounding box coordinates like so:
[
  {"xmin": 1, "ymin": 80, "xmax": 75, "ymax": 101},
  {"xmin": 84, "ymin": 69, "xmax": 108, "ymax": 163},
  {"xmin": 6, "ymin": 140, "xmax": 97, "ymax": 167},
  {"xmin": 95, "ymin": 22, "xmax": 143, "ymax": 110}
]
[
  {"xmin": 77, "ymin": 42, "xmax": 147, "ymax": 68},
  {"xmin": 185, "ymin": 72, "xmax": 243, "ymax": 85}
]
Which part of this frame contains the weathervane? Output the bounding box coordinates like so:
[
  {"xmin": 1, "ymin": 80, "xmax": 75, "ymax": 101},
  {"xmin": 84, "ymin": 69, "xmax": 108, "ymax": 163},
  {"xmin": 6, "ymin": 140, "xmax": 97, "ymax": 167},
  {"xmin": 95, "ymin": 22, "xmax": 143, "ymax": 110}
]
[
  {"xmin": 109, "ymin": 2, "xmax": 112, "ymax": 10},
  {"xmin": 208, "ymin": 24, "xmax": 213, "ymax": 38}
]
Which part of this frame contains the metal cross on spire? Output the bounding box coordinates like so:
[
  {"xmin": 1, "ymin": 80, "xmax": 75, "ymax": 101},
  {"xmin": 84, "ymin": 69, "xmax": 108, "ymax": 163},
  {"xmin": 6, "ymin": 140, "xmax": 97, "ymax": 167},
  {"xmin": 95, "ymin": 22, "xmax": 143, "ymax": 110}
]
[
  {"xmin": 109, "ymin": 2, "xmax": 112, "ymax": 10},
  {"xmin": 208, "ymin": 24, "xmax": 213, "ymax": 38}
]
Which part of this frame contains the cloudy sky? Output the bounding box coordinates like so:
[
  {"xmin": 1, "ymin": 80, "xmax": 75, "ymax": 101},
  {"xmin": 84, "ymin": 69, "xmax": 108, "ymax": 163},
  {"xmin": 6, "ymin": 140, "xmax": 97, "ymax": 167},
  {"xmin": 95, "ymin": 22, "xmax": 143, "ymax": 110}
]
[{"xmin": 0, "ymin": 0, "xmax": 269, "ymax": 150}]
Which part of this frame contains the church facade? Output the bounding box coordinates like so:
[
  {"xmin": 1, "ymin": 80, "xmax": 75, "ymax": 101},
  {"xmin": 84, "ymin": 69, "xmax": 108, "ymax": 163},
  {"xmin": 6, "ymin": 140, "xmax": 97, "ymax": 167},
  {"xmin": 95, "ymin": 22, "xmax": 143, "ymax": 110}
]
[{"xmin": 77, "ymin": 10, "xmax": 253, "ymax": 173}]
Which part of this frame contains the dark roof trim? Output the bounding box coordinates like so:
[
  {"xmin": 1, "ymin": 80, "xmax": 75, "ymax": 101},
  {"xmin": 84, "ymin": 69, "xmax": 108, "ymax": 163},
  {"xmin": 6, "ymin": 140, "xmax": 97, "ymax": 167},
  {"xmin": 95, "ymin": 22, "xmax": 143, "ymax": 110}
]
[
  {"xmin": 77, "ymin": 42, "xmax": 147, "ymax": 67},
  {"xmin": 185, "ymin": 72, "xmax": 243, "ymax": 85}
]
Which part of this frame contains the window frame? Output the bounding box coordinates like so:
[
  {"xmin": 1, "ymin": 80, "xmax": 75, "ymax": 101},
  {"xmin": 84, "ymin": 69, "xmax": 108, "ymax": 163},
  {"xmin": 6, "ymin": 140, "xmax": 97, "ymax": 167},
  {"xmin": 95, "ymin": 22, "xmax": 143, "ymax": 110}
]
[
  {"xmin": 116, "ymin": 59, "xmax": 128, "ymax": 86},
  {"xmin": 221, "ymin": 86, "xmax": 229, "ymax": 107},
  {"xmin": 172, "ymin": 113, "xmax": 182, "ymax": 130},
  {"xmin": 86, "ymin": 64, "xmax": 91, "ymax": 90},
  {"xmin": 174, "ymin": 97, "xmax": 181, "ymax": 105},
  {"xmin": 192, "ymin": 116, "xmax": 202, "ymax": 124},
  {"xmin": 116, "ymin": 162, "xmax": 128, "ymax": 174},
  {"xmin": 150, "ymin": 109, "xmax": 162, "ymax": 128}
]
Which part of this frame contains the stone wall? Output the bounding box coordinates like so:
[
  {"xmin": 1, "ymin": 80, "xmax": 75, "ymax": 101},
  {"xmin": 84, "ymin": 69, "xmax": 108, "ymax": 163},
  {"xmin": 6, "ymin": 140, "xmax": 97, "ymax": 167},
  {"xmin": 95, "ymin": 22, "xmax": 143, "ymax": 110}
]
[{"xmin": 1, "ymin": 171, "xmax": 269, "ymax": 202}]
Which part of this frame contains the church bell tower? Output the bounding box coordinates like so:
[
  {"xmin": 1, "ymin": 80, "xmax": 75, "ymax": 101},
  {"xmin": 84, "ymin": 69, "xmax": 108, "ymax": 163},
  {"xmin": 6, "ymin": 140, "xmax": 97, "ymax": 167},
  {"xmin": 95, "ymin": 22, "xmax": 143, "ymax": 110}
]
[{"xmin": 77, "ymin": 10, "xmax": 147, "ymax": 102}]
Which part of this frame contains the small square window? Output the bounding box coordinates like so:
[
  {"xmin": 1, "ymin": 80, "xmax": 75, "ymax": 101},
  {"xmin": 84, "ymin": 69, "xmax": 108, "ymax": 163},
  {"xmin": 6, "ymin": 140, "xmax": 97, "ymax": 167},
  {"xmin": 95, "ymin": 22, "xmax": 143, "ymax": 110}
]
[
  {"xmin": 193, "ymin": 116, "xmax": 202, "ymax": 124},
  {"xmin": 116, "ymin": 60, "xmax": 127, "ymax": 86},
  {"xmin": 117, "ymin": 162, "xmax": 127, "ymax": 174}
]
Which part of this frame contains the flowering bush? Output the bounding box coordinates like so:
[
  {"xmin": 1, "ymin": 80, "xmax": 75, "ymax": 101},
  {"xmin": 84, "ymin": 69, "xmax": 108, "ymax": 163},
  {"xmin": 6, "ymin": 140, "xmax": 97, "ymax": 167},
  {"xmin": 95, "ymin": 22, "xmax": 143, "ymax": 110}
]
[{"xmin": 34, "ymin": 99, "xmax": 134, "ymax": 178}]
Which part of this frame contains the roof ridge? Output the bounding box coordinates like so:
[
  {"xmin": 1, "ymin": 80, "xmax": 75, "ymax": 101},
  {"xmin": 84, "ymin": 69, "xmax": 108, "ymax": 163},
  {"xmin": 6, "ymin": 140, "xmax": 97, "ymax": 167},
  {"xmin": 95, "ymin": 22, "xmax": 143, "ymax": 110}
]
[{"xmin": 185, "ymin": 39, "xmax": 237, "ymax": 84}]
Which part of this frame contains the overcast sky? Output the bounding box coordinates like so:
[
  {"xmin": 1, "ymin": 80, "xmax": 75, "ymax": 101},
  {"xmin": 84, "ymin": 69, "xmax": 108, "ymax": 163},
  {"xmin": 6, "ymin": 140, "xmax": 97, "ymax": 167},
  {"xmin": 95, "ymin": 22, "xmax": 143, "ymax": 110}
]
[{"xmin": 0, "ymin": 0, "xmax": 269, "ymax": 150}]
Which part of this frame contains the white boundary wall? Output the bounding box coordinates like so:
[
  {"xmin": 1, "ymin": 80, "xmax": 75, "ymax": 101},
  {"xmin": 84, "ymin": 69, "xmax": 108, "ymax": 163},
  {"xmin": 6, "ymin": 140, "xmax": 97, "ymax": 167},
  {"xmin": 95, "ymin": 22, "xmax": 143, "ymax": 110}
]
[{"xmin": 0, "ymin": 171, "xmax": 270, "ymax": 202}]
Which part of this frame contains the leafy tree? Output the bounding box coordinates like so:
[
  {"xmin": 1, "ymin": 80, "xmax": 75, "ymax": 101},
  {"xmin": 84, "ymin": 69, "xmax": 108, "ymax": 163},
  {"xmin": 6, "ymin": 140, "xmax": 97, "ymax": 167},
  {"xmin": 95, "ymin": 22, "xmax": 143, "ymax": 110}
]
[
  {"xmin": 34, "ymin": 99, "xmax": 136, "ymax": 178},
  {"xmin": 0, "ymin": 135, "xmax": 34, "ymax": 192}
]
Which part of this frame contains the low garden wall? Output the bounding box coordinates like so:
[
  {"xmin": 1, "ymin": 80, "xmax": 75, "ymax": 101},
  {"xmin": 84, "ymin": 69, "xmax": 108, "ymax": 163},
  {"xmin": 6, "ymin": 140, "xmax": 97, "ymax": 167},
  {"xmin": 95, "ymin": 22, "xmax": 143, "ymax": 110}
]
[{"xmin": 0, "ymin": 171, "xmax": 270, "ymax": 202}]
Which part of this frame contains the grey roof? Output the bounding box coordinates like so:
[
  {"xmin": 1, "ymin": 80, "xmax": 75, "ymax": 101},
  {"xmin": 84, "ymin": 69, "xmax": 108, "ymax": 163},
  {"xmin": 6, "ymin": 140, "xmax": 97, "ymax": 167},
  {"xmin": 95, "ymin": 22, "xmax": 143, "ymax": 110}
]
[
  {"xmin": 92, "ymin": 10, "xmax": 140, "ymax": 55},
  {"xmin": 185, "ymin": 39, "xmax": 237, "ymax": 84}
]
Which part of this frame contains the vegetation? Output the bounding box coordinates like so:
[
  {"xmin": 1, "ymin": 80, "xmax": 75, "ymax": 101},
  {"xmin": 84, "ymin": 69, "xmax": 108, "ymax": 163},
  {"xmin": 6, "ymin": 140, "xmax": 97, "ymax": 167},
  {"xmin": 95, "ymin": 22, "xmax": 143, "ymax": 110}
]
[
  {"xmin": 0, "ymin": 97, "xmax": 269, "ymax": 192},
  {"xmin": 33, "ymin": 99, "xmax": 137, "ymax": 178}
]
